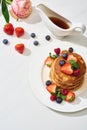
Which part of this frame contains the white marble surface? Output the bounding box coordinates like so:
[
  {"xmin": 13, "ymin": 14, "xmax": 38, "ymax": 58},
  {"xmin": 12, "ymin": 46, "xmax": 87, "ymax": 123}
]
[{"xmin": 0, "ymin": 0, "xmax": 87, "ymax": 130}]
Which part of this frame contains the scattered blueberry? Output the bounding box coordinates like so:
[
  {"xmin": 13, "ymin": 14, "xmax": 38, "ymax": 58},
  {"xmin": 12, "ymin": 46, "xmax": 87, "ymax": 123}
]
[
  {"xmin": 45, "ymin": 35, "xmax": 51, "ymax": 41},
  {"xmin": 30, "ymin": 33, "xmax": 36, "ymax": 38},
  {"xmin": 33, "ymin": 40, "xmax": 39, "ymax": 46},
  {"xmin": 3, "ymin": 39, "xmax": 8, "ymax": 44},
  {"xmin": 69, "ymin": 47, "xmax": 73, "ymax": 52},
  {"xmin": 56, "ymin": 97, "xmax": 63, "ymax": 103},
  {"xmin": 59, "ymin": 60, "xmax": 66, "ymax": 66},
  {"xmin": 45, "ymin": 80, "xmax": 52, "ymax": 86},
  {"xmin": 62, "ymin": 53, "xmax": 68, "ymax": 59}
]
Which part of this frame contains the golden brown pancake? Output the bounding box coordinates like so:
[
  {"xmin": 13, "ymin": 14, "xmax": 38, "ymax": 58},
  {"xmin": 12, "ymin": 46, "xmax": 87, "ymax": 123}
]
[{"xmin": 50, "ymin": 52, "xmax": 86, "ymax": 90}]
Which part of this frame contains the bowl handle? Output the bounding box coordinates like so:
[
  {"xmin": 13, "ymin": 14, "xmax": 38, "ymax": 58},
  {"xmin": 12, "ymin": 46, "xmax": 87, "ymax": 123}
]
[{"xmin": 72, "ymin": 23, "xmax": 86, "ymax": 35}]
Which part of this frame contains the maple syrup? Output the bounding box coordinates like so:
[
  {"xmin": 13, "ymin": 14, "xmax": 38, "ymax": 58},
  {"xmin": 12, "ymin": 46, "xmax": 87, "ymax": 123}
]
[{"xmin": 49, "ymin": 17, "xmax": 70, "ymax": 29}]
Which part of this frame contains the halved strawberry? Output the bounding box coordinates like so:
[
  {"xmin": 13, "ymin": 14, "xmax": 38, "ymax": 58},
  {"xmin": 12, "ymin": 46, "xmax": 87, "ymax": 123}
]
[
  {"xmin": 15, "ymin": 43, "xmax": 25, "ymax": 54},
  {"xmin": 46, "ymin": 83, "xmax": 57, "ymax": 93},
  {"xmin": 44, "ymin": 56, "xmax": 54, "ymax": 67},
  {"xmin": 65, "ymin": 91, "xmax": 75, "ymax": 102},
  {"xmin": 61, "ymin": 62, "xmax": 73, "ymax": 75},
  {"xmin": 3, "ymin": 23, "xmax": 14, "ymax": 35},
  {"xmin": 67, "ymin": 54, "xmax": 77, "ymax": 62},
  {"xmin": 15, "ymin": 27, "xmax": 24, "ymax": 37}
]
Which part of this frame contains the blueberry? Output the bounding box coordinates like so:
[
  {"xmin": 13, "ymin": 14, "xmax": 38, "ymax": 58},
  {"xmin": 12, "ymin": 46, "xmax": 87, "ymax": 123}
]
[
  {"xmin": 62, "ymin": 53, "xmax": 68, "ymax": 59},
  {"xmin": 3, "ymin": 39, "xmax": 8, "ymax": 44},
  {"xmin": 45, "ymin": 80, "xmax": 52, "ymax": 86},
  {"xmin": 33, "ymin": 40, "xmax": 39, "ymax": 46},
  {"xmin": 69, "ymin": 47, "xmax": 73, "ymax": 52},
  {"xmin": 59, "ymin": 60, "xmax": 66, "ymax": 66},
  {"xmin": 56, "ymin": 97, "xmax": 63, "ymax": 103},
  {"xmin": 45, "ymin": 35, "xmax": 51, "ymax": 41},
  {"xmin": 30, "ymin": 33, "xmax": 36, "ymax": 38}
]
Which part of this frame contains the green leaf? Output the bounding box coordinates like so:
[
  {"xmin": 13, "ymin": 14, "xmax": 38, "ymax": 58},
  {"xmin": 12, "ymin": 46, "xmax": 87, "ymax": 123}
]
[
  {"xmin": 68, "ymin": 60, "xmax": 80, "ymax": 69},
  {"xmin": 1, "ymin": 0, "xmax": 10, "ymax": 23},
  {"xmin": 60, "ymin": 94, "xmax": 66, "ymax": 100},
  {"xmin": 49, "ymin": 52, "xmax": 57, "ymax": 59},
  {"xmin": 5, "ymin": 0, "xmax": 12, "ymax": 4}
]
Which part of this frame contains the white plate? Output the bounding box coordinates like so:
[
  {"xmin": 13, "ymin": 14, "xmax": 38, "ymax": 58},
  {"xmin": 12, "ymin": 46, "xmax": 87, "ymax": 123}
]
[{"xmin": 28, "ymin": 41, "xmax": 87, "ymax": 112}]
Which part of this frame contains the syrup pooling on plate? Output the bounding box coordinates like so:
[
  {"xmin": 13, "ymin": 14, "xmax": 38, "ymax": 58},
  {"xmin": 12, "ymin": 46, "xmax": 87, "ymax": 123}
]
[{"xmin": 44, "ymin": 47, "xmax": 86, "ymax": 104}]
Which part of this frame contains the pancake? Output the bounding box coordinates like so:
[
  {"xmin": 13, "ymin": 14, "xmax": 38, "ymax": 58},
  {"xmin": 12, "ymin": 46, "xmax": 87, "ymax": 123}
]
[{"xmin": 50, "ymin": 51, "xmax": 86, "ymax": 90}]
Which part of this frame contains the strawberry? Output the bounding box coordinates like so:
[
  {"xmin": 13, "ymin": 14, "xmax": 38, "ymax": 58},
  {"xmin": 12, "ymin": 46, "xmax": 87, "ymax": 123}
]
[
  {"xmin": 61, "ymin": 62, "xmax": 73, "ymax": 75},
  {"xmin": 44, "ymin": 56, "xmax": 54, "ymax": 67},
  {"xmin": 15, "ymin": 43, "xmax": 25, "ymax": 54},
  {"xmin": 3, "ymin": 23, "xmax": 14, "ymax": 35},
  {"xmin": 67, "ymin": 54, "xmax": 77, "ymax": 62},
  {"xmin": 65, "ymin": 91, "xmax": 75, "ymax": 102},
  {"xmin": 46, "ymin": 83, "xmax": 57, "ymax": 93},
  {"xmin": 61, "ymin": 50, "xmax": 68, "ymax": 54},
  {"xmin": 15, "ymin": 27, "xmax": 24, "ymax": 37}
]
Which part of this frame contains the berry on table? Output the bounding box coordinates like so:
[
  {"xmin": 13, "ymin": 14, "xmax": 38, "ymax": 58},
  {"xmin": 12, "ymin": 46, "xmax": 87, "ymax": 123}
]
[
  {"xmin": 15, "ymin": 43, "xmax": 25, "ymax": 54},
  {"xmin": 15, "ymin": 27, "xmax": 24, "ymax": 37},
  {"xmin": 30, "ymin": 33, "xmax": 36, "ymax": 38},
  {"xmin": 33, "ymin": 40, "xmax": 39, "ymax": 46},
  {"xmin": 3, "ymin": 39, "xmax": 8, "ymax": 44},
  {"xmin": 3, "ymin": 23, "xmax": 14, "ymax": 35},
  {"xmin": 45, "ymin": 35, "xmax": 51, "ymax": 41}
]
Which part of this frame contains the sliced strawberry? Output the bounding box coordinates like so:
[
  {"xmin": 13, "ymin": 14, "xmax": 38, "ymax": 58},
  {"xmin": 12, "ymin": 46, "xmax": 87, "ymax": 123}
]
[
  {"xmin": 15, "ymin": 27, "xmax": 24, "ymax": 37},
  {"xmin": 61, "ymin": 62, "xmax": 73, "ymax": 75},
  {"xmin": 3, "ymin": 23, "xmax": 14, "ymax": 35},
  {"xmin": 44, "ymin": 56, "xmax": 54, "ymax": 67},
  {"xmin": 67, "ymin": 54, "xmax": 77, "ymax": 62},
  {"xmin": 15, "ymin": 43, "xmax": 25, "ymax": 54},
  {"xmin": 65, "ymin": 91, "xmax": 75, "ymax": 102},
  {"xmin": 46, "ymin": 83, "xmax": 57, "ymax": 93},
  {"xmin": 61, "ymin": 50, "xmax": 68, "ymax": 54}
]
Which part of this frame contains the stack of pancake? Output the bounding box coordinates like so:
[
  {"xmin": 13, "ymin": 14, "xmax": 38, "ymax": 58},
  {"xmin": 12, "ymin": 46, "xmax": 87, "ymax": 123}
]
[{"xmin": 50, "ymin": 52, "xmax": 86, "ymax": 90}]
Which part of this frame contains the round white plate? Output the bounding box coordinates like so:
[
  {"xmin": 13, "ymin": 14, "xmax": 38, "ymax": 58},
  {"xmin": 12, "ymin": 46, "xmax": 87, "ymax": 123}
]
[{"xmin": 28, "ymin": 41, "xmax": 87, "ymax": 112}]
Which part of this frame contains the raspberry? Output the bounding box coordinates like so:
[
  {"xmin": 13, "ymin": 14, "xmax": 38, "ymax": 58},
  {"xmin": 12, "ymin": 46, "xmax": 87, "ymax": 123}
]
[
  {"xmin": 73, "ymin": 69, "xmax": 80, "ymax": 76},
  {"xmin": 50, "ymin": 95, "xmax": 56, "ymax": 101},
  {"xmin": 54, "ymin": 48, "xmax": 60, "ymax": 55},
  {"xmin": 61, "ymin": 89, "xmax": 68, "ymax": 95}
]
